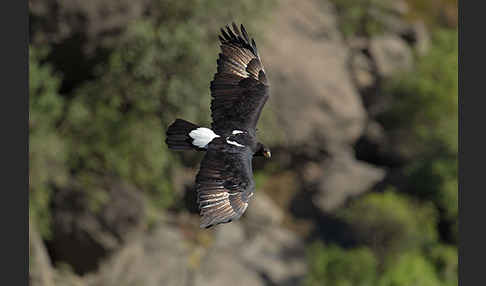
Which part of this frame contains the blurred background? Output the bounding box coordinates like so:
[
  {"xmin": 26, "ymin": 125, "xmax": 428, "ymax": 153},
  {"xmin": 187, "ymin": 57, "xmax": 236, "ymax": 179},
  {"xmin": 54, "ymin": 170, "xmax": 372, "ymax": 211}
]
[{"xmin": 29, "ymin": 0, "xmax": 457, "ymax": 285}]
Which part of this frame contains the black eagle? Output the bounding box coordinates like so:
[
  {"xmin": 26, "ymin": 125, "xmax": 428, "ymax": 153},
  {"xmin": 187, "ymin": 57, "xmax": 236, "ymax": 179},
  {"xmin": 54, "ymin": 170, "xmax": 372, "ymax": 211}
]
[{"xmin": 165, "ymin": 23, "xmax": 271, "ymax": 228}]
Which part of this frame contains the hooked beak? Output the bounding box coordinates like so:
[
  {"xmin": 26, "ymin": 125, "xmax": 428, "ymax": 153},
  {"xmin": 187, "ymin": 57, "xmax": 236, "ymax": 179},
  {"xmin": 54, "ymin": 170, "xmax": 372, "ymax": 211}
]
[{"xmin": 264, "ymin": 150, "xmax": 271, "ymax": 159}]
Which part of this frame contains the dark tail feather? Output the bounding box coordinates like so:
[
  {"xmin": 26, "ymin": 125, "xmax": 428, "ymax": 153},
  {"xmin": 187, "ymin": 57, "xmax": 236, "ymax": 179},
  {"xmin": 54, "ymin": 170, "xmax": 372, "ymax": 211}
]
[{"xmin": 166, "ymin": 119, "xmax": 200, "ymax": 150}]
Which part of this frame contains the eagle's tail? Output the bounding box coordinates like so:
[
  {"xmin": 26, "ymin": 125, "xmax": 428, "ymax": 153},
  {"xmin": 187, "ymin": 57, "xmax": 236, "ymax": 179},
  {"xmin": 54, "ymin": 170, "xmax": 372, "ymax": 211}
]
[
  {"xmin": 166, "ymin": 119, "xmax": 201, "ymax": 150},
  {"xmin": 166, "ymin": 119, "xmax": 220, "ymax": 151}
]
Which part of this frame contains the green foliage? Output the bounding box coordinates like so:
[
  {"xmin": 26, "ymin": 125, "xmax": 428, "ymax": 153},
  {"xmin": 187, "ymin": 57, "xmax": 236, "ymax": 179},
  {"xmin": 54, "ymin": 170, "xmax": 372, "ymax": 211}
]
[
  {"xmin": 427, "ymin": 244, "xmax": 458, "ymax": 286},
  {"xmin": 304, "ymin": 242, "xmax": 377, "ymax": 286},
  {"xmin": 338, "ymin": 190, "xmax": 438, "ymax": 260},
  {"xmin": 403, "ymin": 155, "xmax": 458, "ymax": 242},
  {"xmin": 65, "ymin": 79, "xmax": 177, "ymax": 210},
  {"xmin": 380, "ymin": 29, "xmax": 458, "ymax": 241},
  {"xmin": 29, "ymin": 46, "xmax": 67, "ymax": 238},
  {"xmin": 377, "ymin": 252, "xmax": 441, "ymax": 286},
  {"xmin": 304, "ymin": 241, "xmax": 456, "ymax": 286}
]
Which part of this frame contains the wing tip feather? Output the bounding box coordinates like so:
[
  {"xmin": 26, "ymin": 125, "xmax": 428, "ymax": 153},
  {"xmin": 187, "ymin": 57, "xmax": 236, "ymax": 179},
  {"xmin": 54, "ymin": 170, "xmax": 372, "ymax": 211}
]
[{"xmin": 218, "ymin": 22, "xmax": 259, "ymax": 57}]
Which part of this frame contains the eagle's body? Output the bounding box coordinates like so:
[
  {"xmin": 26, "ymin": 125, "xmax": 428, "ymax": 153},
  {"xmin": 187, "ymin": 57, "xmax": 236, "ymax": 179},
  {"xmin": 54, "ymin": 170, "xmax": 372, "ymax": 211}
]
[{"xmin": 165, "ymin": 23, "xmax": 271, "ymax": 228}]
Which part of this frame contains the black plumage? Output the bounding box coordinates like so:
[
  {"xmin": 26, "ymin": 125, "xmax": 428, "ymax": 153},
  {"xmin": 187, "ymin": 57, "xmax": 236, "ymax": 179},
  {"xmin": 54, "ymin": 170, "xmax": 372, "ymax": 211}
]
[
  {"xmin": 165, "ymin": 23, "xmax": 271, "ymax": 228},
  {"xmin": 211, "ymin": 24, "xmax": 269, "ymax": 135}
]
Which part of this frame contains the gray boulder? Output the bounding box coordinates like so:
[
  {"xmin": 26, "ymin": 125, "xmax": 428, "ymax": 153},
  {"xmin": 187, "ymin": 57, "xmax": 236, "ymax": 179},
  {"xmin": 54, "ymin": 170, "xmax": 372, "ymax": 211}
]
[
  {"xmin": 239, "ymin": 227, "xmax": 307, "ymax": 285},
  {"xmin": 369, "ymin": 34, "xmax": 413, "ymax": 78},
  {"xmin": 245, "ymin": 191, "xmax": 285, "ymax": 228},
  {"xmin": 350, "ymin": 52, "xmax": 376, "ymax": 91},
  {"xmin": 193, "ymin": 249, "xmax": 265, "ymax": 286},
  {"xmin": 313, "ymin": 149, "xmax": 386, "ymax": 211}
]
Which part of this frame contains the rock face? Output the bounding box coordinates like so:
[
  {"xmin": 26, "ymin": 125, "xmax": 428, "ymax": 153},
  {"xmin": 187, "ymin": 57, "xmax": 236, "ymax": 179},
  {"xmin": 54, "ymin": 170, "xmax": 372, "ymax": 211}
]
[
  {"xmin": 193, "ymin": 245, "xmax": 264, "ymax": 286},
  {"xmin": 408, "ymin": 21, "xmax": 430, "ymax": 56},
  {"xmin": 351, "ymin": 52, "xmax": 376, "ymax": 91},
  {"xmin": 238, "ymin": 227, "xmax": 307, "ymax": 286},
  {"xmin": 261, "ymin": 0, "xmax": 385, "ymax": 212},
  {"xmin": 312, "ymin": 149, "xmax": 386, "ymax": 211},
  {"xmin": 262, "ymin": 0, "xmax": 366, "ymax": 151},
  {"xmin": 88, "ymin": 195, "xmax": 307, "ymax": 286},
  {"xmin": 89, "ymin": 225, "xmax": 192, "ymax": 286},
  {"xmin": 245, "ymin": 191, "xmax": 285, "ymax": 227},
  {"xmin": 369, "ymin": 34, "xmax": 413, "ymax": 78}
]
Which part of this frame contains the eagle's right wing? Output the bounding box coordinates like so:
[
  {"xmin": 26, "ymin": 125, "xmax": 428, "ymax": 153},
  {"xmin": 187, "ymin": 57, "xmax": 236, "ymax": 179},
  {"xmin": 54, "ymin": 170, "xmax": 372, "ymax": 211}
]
[
  {"xmin": 195, "ymin": 147, "xmax": 255, "ymax": 228},
  {"xmin": 210, "ymin": 23, "xmax": 269, "ymax": 135}
]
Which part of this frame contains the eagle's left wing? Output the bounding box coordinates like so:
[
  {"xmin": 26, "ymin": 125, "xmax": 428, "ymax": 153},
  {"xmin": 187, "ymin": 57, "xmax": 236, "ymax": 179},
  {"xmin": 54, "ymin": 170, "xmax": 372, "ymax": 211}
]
[
  {"xmin": 210, "ymin": 23, "xmax": 269, "ymax": 135},
  {"xmin": 195, "ymin": 146, "xmax": 255, "ymax": 228}
]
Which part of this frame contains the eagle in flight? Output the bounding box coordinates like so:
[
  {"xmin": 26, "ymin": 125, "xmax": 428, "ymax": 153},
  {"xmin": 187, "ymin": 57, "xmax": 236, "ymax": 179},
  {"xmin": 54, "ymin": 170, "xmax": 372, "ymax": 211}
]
[{"xmin": 165, "ymin": 23, "xmax": 271, "ymax": 228}]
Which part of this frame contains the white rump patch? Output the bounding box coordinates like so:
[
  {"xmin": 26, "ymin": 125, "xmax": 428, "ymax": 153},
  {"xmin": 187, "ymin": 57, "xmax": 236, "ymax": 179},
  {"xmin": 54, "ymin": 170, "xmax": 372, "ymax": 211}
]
[
  {"xmin": 189, "ymin": 127, "xmax": 220, "ymax": 148},
  {"xmin": 226, "ymin": 139, "xmax": 245, "ymax": 147},
  {"xmin": 232, "ymin": 130, "xmax": 244, "ymax": 135}
]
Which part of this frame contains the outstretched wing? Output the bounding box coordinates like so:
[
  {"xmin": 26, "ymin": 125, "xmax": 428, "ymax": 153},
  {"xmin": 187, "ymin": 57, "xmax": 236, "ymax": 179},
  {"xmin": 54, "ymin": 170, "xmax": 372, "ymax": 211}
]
[
  {"xmin": 210, "ymin": 23, "xmax": 269, "ymax": 135},
  {"xmin": 195, "ymin": 146, "xmax": 255, "ymax": 228}
]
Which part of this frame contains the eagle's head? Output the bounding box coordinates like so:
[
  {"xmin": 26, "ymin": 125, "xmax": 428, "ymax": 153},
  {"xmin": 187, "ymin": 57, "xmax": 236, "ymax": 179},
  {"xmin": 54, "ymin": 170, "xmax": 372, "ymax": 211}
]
[{"xmin": 255, "ymin": 143, "xmax": 271, "ymax": 159}]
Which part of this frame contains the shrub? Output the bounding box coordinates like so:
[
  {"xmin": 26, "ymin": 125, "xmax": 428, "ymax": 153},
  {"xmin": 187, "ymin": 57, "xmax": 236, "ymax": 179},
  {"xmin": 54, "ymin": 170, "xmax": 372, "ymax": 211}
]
[
  {"xmin": 29, "ymin": 46, "xmax": 67, "ymax": 238},
  {"xmin": 377, "ymin": 252, "xmax": 441, "ymax": 286},
  {"xmin": 338, "ymin": 190, "xmax": 438, "ymax": 261},
  {"xmin": 304, "ymin": 241, "xmax": 455, "ymax": 286},
  {"xmin": 304, "ymin": 242, "xmax": 378, "ymax": 286},
  {"xmin": 427, "ymin": 244, "xmax": 458, "ymax": 286}
]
